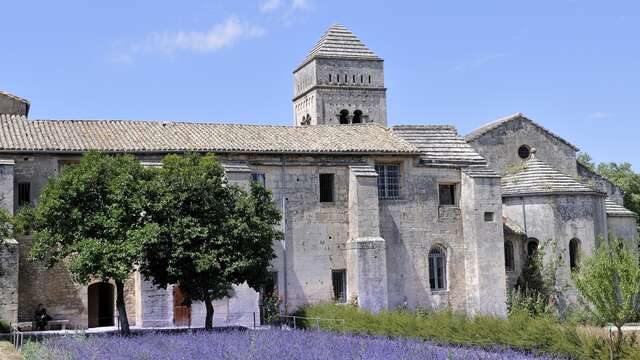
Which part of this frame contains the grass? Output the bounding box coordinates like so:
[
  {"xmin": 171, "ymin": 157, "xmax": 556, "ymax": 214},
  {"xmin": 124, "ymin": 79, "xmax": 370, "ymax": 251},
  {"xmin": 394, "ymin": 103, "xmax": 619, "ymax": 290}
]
[{"xmin": 295, "ymin": 303, "xmax": 640, "ymax": 360}]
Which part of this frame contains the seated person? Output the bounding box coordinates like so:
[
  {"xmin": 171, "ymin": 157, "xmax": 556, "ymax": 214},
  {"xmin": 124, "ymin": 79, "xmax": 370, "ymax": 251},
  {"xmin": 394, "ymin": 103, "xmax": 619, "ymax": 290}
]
[{"xmin": 33, "ymin": 304, "xmax": 52, "ymax": 331}]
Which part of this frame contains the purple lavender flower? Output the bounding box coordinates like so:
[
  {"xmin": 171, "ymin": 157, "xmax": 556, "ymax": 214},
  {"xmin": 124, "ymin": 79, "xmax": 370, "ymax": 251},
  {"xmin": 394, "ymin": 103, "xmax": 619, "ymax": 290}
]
[{"xmin": 29, "ymin": 329, "xmax": 565, "ymax": 360}]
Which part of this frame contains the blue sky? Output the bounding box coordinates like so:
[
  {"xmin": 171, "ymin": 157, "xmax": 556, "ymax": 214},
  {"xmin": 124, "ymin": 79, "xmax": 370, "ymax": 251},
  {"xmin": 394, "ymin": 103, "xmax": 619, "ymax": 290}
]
[{"xmin": 2, "ymin": 1, "xmax": 639, "ymax": 169}]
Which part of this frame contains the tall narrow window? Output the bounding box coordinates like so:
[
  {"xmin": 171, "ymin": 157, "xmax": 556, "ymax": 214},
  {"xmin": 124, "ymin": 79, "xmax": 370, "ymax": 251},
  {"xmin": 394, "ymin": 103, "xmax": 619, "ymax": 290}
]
[
  {"xmin": 18, "ymin": 182, "xmax": 31, "ymax": 206},
  {"xmin": 375, "ymin": 164, "xmax": 400, "ymax": 199},
  {"xmin": 368, "ymin": 75, "xmax": 371, "ymax": 83},
  {"xmin": 360, "ymin": 75, "xmax": 364, "ymax": 83},
  {"xmin": 439, "ymin": 184, "xmax": 456, "ymax": 206},
  {"xmin": 569, "ymin": 238, "xmax": 580, "ymax": 271},
  {"xmin": 319, "ymin": 173, "xmax": 334, "ymax": 202},
  {"xmin": 331, "ymin": 269, "xmax": 347, "ymax": 303},
  {"xmin": 352, "ymin": 110, "xmax": 363, "ymax": 124},
  {"xmin": 344, "ymin": 74, "xmax": 347, "ymax": 83},
  {"xmin": 527, "ymin": 238, "xmax": 539, "ymax": 258},
  {"xmin": 339, "ymin": 109, "xmax": 349, "ymax": 124},
  {"xmin": 337, "ymin": 74, "xmax": 340, "ymax": 83},
  {"xmin": 428, "ymin": 246, "xmax": 446, "ymax": 291},
  {"xmin": 352, "ymin": 75, "xmax": 356, "ymax": 83},
  {"xmin": 251, "ymin": 172, "xmax": 266, "ymax": 187},
  {"xmin": 329, "ymin": 74, "xmax": 332, "ymax": 82},
  {"xmin": 504, "ymin": 240, "xmax": 515, "ymax": 271}
]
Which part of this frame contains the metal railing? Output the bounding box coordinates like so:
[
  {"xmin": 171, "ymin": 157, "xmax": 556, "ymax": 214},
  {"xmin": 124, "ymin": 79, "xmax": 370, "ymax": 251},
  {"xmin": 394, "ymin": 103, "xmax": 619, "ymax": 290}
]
[
  {"xmin": 10, "ymin": 324, "xmax": 24, "ymax": 350},
  {"xmin": 278, "ymin": 315, "xmax": 346, "ymax": 332}
]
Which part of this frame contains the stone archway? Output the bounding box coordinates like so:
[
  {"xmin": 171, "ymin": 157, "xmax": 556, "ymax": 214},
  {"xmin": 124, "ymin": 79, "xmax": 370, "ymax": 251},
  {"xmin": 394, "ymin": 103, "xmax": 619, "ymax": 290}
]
[{"xmin": 87, "ymin": 282, "xmax": 115, "ymax": 328}]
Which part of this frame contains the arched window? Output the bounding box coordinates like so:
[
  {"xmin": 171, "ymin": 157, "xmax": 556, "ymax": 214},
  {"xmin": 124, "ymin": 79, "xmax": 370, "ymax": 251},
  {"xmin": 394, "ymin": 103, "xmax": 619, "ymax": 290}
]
[
  {"xmin": 526, "ymin": 238, "xmax": 539, "ymax": 258},
  {"xmin": 504, "ymin": 240, "xmax": 515, "ymax": 271},
  {"xmin": 339, "ymin": 109, "xmax": 349, "ymax": 124},
  {"xmin": 569, "ymin": 238, "xmax": 580, "ymax": 271},
  {"xmin": 428, "ymin": 246, "xmax": 446, "ymax": 291},
  {"xmin": 352, "ymin": 110, "xmax": 363, "ymax": 124}
]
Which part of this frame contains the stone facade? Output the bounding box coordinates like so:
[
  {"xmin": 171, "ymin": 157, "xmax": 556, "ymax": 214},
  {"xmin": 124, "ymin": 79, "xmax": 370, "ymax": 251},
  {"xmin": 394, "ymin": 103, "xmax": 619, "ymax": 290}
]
[{"xmin": 0, "ymin": 23, "xmax": 637, "ymax": 329}]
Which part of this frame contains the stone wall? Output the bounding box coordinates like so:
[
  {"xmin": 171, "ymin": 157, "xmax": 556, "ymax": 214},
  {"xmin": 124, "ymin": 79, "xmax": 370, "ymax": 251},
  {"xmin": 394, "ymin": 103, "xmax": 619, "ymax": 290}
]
[
  {"xmin": 502, "ymin": 194, "xmax": 607, "ymax": 309},
  {"xmin": 0, "ymin": 94, "xmax": 28, "ymax": 116},
  {"xmin": 0, "ymin": 239, "xmax": 19, "ymax": 323},
  {"xmin": 577, "ymin": 163, "xmax": 625, "ymax": 205},
  {"xmin": 468, "ymin": 117, "xmax": 578, "ymax": 177}
]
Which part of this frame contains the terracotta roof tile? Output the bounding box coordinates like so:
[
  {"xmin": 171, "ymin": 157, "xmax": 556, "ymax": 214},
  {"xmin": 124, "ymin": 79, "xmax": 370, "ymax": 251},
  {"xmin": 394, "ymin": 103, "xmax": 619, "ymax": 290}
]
[{"xmin": 0, "ymin": 115, "xmax": 419, "ymax": 155}]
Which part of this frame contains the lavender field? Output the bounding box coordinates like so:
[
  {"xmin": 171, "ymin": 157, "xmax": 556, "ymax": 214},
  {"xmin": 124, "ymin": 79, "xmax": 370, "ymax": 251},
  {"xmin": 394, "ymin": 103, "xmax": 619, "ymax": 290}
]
[{"xmin": 24, "ymin": 329, "xmax": 565, "ymax": 360}]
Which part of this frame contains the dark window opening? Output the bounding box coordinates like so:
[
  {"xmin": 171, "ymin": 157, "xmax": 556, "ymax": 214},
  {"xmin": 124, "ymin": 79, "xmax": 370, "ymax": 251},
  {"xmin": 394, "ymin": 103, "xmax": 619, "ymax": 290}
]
[
  {"xmin": 360, "ymin": 75, "xmax": 363, "ymax": 83},
  {"xmin": 18, "ymin": 182, "xmax": 31, "ymax": 206},
  {"xmin": 352, "ymin": 110, "xmax": 363, "ymax": 124},
  {"xmin": 339, "ymin": 109, "xmax": 349, "ymax": 124},
  {"xmin": 368, "ymin": 75, "xmax": 371, "ymax": 83},
  {"xmin": 251, "ymin": 172, "xmax": 266, "ymax": 186},
  {"xmin": 429, "ymin": 246, "xmax": 446, "ymax": 291},
  {"xmin": 504, "ymin": 240, "xmax": 515, "ymax": 271},
  {"xmin": 375, "ymin": 164, "xmax": 400, "ymax": 199},
  {"xmin": 484, "ymin": 212, "xmax": 495, "ymax": 222},
  {"xmin": 329, "ymin": 74, "xmax": 332, "ymax": 82},
  {"xmin": 319, "ymin": 173, "xmax": 334, "ymax": 202},
  {"xmin": 518, "ymin": 145, "xmax": 531, "ymax": 159},
  {"xmin": 344, "ymin": 74, "xmax": 347, "ymax": 83},
  {"xmin": 332, "ymin": 269, "xmax": 347, "ymax": 303},
  {"xmin": 527, "ymin": 239, "xmax": 539, "ymax": 258},
  {"xmin": 337, "ymin": 74, "xmax": 340, "ymax": 83},
  {"xmin": 569, "ymin": 238, "xmax": 580, "ymax": 271},
  {"xmin": 352, "ymin": 75, "xmax": 356, "ymax": 83},
  {"xmin": 439, "ymin": 184, "xmax": 456, "ymax": 206}
]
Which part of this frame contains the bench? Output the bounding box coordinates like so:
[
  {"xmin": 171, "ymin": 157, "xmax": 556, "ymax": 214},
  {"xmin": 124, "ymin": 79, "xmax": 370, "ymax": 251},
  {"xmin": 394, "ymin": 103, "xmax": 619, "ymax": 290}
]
[{"xmin": 16, "ymin": 320, "xmax": 69, "ymax": 331}]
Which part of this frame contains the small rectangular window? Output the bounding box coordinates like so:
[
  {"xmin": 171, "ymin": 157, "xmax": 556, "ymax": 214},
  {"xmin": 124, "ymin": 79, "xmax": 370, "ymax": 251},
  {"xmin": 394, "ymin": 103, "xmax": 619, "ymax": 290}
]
[
  {"xmin": 331, "ymin": 269, "xmax": 347, "ymax": 303},
  {"xmin": 375, "ymin": 164, "xmax": 400, "ymax": 199},
  {"xmin": 329, "ymin": 74, "xmax": 332, "ymax": 82},
  {"xmin": 439, "ymin": 184, "xmax": 456, "ymax": 206},
  {"xmin": 251, "ymin": 172, "xmax": 266, "ymax": 187},
  {"xmin": 18, "ymin": 182, "xmax": 31, "ymax": 206},
  {"xmin": 319, "ymin": 173, "xmax": 334, "ymax": 202},
  {"xmin": 484, "ymin": 212, "xmax": 495, "ymax": 222}
]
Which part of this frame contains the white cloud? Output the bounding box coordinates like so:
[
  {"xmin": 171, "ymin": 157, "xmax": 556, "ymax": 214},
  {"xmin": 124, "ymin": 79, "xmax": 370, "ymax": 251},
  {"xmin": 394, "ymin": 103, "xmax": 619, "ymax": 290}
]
[
  {"xmin": 110, "ymin": 16, "xmax": 264, "ymax": 62},
  {"xmin": 588, "ymin": 112, "xmax": 614, "ymax": 120},
  {"xmin": 148, "ymin": 16, "xmax": 264, "ymax": 55},
  {"xmin": 292, "ymin": 0, "xmax": 311, "ymax": 10},
  {"xmin": 260, "ymin": 0, "xmax": 282, "ymax": 12}
]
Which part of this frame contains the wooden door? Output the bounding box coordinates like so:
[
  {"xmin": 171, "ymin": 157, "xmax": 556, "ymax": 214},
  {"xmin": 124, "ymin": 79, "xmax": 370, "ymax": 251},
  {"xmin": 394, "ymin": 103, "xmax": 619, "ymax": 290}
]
[{"xmin": 173, "ymin": 286, "xmax": 191, "ymax": 327}]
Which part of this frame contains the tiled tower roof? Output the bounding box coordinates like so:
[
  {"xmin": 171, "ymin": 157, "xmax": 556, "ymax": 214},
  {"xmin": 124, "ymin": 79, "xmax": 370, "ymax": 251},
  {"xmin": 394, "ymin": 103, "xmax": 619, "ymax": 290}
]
[{"xmin": 301, "ymin": 24, "xmax": 381, "ymax": 65}]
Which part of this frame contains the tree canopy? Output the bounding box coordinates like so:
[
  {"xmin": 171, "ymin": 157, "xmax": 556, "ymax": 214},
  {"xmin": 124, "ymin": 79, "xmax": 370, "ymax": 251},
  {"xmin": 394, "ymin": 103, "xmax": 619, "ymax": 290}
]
[
  {"xmin": 573, "ymin": 238, "xmax": 640, "ymax": 350},
  {"xmin": 25, "ymin": 151, "xmax": 152, "ymax": 335},
  {"xmin": 138, "ymin": 153, "xmax": 282, "ymax": 329}
]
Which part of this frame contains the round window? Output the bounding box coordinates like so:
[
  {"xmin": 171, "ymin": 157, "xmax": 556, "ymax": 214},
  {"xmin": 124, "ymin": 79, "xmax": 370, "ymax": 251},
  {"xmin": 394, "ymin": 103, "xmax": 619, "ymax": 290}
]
[{"xmin": 518, "ymin": 145, "xmax": 531, "ymax": 159}]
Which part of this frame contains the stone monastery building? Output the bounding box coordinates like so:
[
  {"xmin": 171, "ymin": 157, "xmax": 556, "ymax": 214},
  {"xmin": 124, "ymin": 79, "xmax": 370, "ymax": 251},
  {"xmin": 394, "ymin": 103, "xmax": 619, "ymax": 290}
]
[{"xmin": 0, "ymin": 24, "xmax": 637, "ymax": 329}]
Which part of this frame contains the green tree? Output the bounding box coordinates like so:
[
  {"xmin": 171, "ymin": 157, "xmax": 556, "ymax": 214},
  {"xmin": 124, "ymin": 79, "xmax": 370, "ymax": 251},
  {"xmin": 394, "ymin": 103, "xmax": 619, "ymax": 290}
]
[
  {"xmin": 573, "ymin": 238, "xmax": 640, "ymax": 351},
  {"xmin": 577, "ymin": 152, "xmax": 596, "ymax": 172},
  {"xmin": 138, "ymin": 153, "xmax": 281, "ymax": 330},
  {"xmin": 596, "ymin": 162, "xmax": 640, "ymax": 215},
  {"xmin": 24, "ymin": 151, "xmax": 152, "ymax": 336}
]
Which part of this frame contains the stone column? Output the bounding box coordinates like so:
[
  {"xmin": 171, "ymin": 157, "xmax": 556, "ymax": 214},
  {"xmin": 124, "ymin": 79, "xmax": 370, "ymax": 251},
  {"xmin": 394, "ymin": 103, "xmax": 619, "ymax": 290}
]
[
  {"xmin": 460, "ymin": 169, "xmax": 507, "ymax": 317},
  {"xmin": 346, "ymin": 166, "xmax": 388, "ymax": 313},
  {"xmin": 0, "ymin": 160, "xmax": 17, "ymax": 323}
]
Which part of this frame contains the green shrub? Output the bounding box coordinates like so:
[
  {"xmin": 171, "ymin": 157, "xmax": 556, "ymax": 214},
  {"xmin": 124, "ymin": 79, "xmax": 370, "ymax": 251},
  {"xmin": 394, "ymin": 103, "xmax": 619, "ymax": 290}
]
[
  {"xmin": 0, "ymin": 319, "xmax": 10, "ymax": 333},
  {"xmin": 295, "ymin": 303, "xmax": 640, "ymax": 360}
]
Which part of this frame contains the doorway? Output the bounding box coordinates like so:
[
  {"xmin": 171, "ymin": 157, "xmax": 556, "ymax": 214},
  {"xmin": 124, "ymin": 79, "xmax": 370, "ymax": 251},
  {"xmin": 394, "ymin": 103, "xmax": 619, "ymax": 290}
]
[
  {"xmin": 88, "ymin": 282, "xmax": 115, "ymax": 328},
  {"xmin": 173, "ymin": 286, "xmax": 191, "ymax": 327}
]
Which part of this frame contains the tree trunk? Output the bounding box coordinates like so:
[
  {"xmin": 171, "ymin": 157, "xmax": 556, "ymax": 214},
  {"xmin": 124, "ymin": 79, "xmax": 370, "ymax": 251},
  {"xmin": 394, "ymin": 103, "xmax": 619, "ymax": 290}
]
[
  {"xmin": 205, "ymin": 298, "xmax": 214, "ymax": 330},
  {"xmin": 115, "ymin": 280, "xmax": 131, "ymax": 336}
]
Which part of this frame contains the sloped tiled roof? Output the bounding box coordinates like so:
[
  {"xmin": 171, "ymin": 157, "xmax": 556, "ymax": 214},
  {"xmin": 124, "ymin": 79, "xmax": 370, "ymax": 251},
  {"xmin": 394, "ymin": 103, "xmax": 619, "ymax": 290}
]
[
  {"xmin": 501, "ymin": 150, "xmax": 602, "ymax": 197},
  {"xmin": 0, "ymin": 115, "xmax": 419, "ymax": 154},
  {"xmin": 462, "ymin": 165, "xmax": 500, "ymax": 178},
  {"xmin": 300, "ymin": 24, "xmax": 381, "ymax": 66},
  {"xmin": 605, "ymin": 198, "xmax": 638, "ymax": 218},
  {"xmin": 503, "ymin": 216, "xmax": 526, "ymax": 235},
  {"xmin": 392, "ymin": 125, "xmax": 487, "ymax": 165},
  {"xmin": 465, "ymin": 113, "xmax": 579, "ymax": 151}
]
